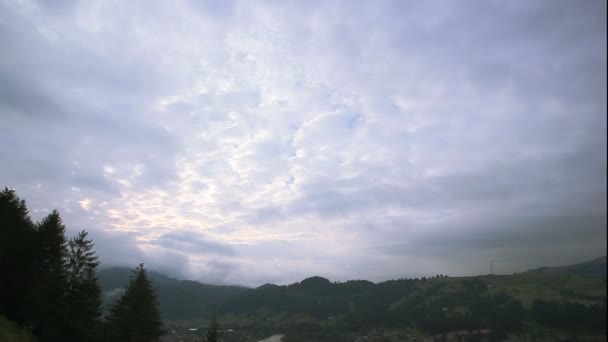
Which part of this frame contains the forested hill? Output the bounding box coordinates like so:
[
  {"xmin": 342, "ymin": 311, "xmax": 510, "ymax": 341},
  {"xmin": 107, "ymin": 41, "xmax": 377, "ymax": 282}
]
[
  {"xmin": 524, "ymin": 256, "xmax": 607, "ymax": 279},
  {"xmin": 99, "ymin": 267, "xmax": 249, "ymax": 319},
  {"xmin": 100, "ymin": 257, "xmax": 607, "ymax": 325},
  {"xmin": 153, "ymin": 270, "xmax": 605, "ymax": 340},
  {"xmin": 101, "ymin": 260, "xmax": 606, "ymax": 337}
]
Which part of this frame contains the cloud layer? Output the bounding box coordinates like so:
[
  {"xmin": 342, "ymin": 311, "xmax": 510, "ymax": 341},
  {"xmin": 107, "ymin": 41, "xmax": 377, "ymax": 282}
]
[{"xmin": 1, "ymin": 0, "xmax": 606, "ymax": 286}]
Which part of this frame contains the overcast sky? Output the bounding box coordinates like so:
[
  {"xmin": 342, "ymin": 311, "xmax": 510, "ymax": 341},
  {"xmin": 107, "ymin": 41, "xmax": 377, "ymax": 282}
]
[{"xmin": 1, "ymin": 0, "xmax": 606, "ymax": 286}]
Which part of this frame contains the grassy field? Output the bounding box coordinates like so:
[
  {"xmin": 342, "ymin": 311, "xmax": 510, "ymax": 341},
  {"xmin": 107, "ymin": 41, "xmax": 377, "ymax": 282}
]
[
  {"xmin": 385, "ymin": 273, "xmax": 606, "ymax": 310},
  {"xmin": 477, "ymin": 273, "xmax": 606, "ymax": 308},
  {"xmin": 0, "ymin": 316, "xmax": 36, "ymax": 342}
]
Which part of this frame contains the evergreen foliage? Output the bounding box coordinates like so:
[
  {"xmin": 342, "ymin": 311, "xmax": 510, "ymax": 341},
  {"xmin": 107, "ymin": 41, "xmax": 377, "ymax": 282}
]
[
  {"xmin": 106, "ymin": 264, "xmax": 165, "ymax": 342},
  {"xmin": 98, "ymin": 267, "xmax": 249, "ymax": 319},
  {"xmin": 64, "ymin": 231, "xmax": 103, "ymax": 342},
  {"xmin": 203, "ymin": 316, "xmax": 221, "ymax": 342},
  {"xmin": 31, "ymin": 210, "xmax": 70, "ymax": 341},
  {"xmin": 531, "ymin": 300, "xmax": 607, "ymax": 333},
  {"xmin": 0, "ymin": 188, "xmax": 37, "ymax": 325}
]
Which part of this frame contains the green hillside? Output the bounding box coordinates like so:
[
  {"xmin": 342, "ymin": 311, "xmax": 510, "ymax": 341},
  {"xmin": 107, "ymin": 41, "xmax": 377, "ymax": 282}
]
[
  {"xmin": 99, "ymin": 267, "xmax": 250, "ymax": 319},
  {"xmin": 222, "ymin": 273, "xmax": 605, "ymax": 319},
  {"xmin": 0, "ymin": 316, "xmax": 36, "ymax": 342},
  {"xmin": 164, "ymin": 271, "xmax": 606, "ymax": 341},
  {"xmin": 524, "ymin": 256, "xmax": 607, "ymax": 279},
  {"xmin": 480, "ymin": 272, "xmax": 607, "ymax": 308},
  {"xmin": 99, "ymin": 259, "xmax": 607, "ymax": 340}
]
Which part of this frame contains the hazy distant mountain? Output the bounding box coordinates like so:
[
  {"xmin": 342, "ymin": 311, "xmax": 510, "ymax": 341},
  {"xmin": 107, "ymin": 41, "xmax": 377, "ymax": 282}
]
[
  {"xmin": 98, "ymin": 267, "xmax": 250, "ymax": 319},
  {"xmin": 99, "ymin": 257, "xmax": 607, "ymax": 322},
  {"xmin": 524, "ymin": 256, "xmax": 607, "ymax": 279}
]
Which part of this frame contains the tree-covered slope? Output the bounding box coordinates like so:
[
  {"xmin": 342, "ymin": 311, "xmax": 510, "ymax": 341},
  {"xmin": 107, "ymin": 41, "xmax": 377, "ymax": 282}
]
[
  {"xmin": 524, "ymin": 256, "xmax": 607, "ymax": 279},
  {"xmin": 99, "ymin": 267, "xmax": 250, "ymax": 319},
  {"xmin": 218, "ymin": 272, "xmax": 606, "ymax": 336}
]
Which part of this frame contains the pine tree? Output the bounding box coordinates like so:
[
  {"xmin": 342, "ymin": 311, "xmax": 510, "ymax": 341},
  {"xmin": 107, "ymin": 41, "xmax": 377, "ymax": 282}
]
[
  {"xmin": 32, "ymin": 210, "xmax": 70, "ymax": 341},
  {"xmin": 0, "ymin": 188, "xmax": 37, "ymax": 325},
  {"xmin": 36, "ymin": 210, "xmax": 69, "ymax": 285},
  {"xmin": 203, "ymin": 316, "xmax": 221, "ymax": 342},
  {"xmin": 64, "ymin": 230, "xmax": 103, "ymax": 342},
  {"xmin": 106, "ymin": 263, "xmax": 165, "ymax": 342},
  {"xmin": 0, "ymin": 190, "xmax": 104, "ymax": 342}
]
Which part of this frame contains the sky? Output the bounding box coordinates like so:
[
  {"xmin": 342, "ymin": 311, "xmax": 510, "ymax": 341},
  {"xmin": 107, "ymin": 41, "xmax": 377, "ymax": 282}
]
[{"xmin": 0, "ymin": 0, "xmax": 606, "ymax": 286}]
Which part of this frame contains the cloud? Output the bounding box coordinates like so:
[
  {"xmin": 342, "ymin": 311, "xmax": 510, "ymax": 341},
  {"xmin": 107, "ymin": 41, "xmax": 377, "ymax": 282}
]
[
  {"xmin": 0, "ymin": 0, "xmax": 605, "ymax": 286},
  {"xmin": 150, "ymin": 230, "xmax": 236, "ymax": 257}
]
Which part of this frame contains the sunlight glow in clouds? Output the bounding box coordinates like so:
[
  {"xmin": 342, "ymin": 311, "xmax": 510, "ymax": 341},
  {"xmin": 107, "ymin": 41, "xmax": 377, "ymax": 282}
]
[{"xmin": 0, "ymin": 0, "xmax": 606, "ymax": 285}]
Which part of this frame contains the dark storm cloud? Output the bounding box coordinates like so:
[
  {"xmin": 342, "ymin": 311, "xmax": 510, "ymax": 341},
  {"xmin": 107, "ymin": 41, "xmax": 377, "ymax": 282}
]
[
  {"xmin": 370, "ymin": 213, "xmax": 606, "ymax": 277},
  {"xmin": 87, "ymin": 229, "xmax": 191, "ymax": 279},
  {"xmin": 287, "ymin": 141, "xmax": 605, "ymax": 219},
  {"xmin": 376, "ymin": 214, "xmax": 606, "ymax": 255},
  {"xmin": 0, "ymin": 1, "xmax": 181, "ymax": 194},
  {"xmin": 0, "ymin": 110, "xmax": 180, "ymax": 194},
  {"xmin": 0, "ymin": 71, "xmax": 66, "ymax": 119},
  {"xmin": 151, "ymin": 231, "xmax": 236, "ymax": 256}
]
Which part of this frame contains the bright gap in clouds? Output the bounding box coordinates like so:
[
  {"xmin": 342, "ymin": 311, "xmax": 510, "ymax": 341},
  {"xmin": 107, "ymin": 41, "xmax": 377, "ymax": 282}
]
[{"xmin": 0, "ymin": 0, "xmax": 606, "ymax": 286}]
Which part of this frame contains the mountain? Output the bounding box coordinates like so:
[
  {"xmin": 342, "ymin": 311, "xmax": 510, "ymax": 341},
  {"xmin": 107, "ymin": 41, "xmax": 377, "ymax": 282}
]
[
  {"xmin": 100, "ymin": 257, "xmax": 607, "ymax": 335},
  {"xmin": 524, "ymin": 256, "xmax": 607, "ymax": 279},
  {"xmin": 216, "ymin": 272, "xmax": 606, "ymax": 339},
  {"xmin": 98, "ymin": 267, "xmax": 250, "ymax": 319}
]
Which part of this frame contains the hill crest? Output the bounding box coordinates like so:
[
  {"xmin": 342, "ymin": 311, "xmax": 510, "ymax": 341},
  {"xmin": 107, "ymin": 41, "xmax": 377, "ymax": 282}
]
[{"xmin": 524, "ymin": 256, "xmax": 606, "ymax": 279}]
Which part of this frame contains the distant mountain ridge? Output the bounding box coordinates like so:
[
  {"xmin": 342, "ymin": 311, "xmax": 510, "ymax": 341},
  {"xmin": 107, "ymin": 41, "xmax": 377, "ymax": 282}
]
[
  {"xmin": 218, "ymin": 271, "xmax": 606, "ymax": 337},
  {"xmin": 99, "ymin": 267, "xmax": 250, "ymax": 319},
  {"xmin": 99, "ymin": 256, "xmax": 606, "ymax": 321},
  {"xmin": 524, "ymin": 256, "xmax": 606, "ymax": 279}
]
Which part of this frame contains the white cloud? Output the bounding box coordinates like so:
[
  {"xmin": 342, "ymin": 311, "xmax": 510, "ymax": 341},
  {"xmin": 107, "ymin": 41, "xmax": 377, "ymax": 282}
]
[{"xmin": 0, "ymin": 0, "xmax": 605, "ymax": 285}]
